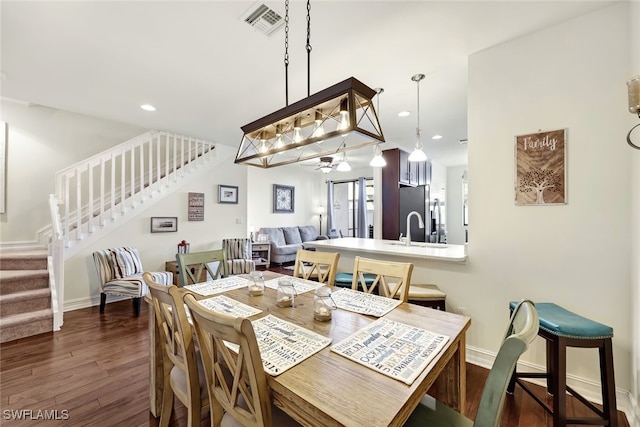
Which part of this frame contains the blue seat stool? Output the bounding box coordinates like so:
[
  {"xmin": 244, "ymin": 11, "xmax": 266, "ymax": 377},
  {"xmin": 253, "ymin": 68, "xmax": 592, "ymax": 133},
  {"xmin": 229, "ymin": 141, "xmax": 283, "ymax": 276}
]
[
  {"xmin": 334, "ymin": 272, "xmax": 376, "ymax": 290},
  {"xmin": 507, "ymin": 302, "xmax": 617, "ymax": 427}
]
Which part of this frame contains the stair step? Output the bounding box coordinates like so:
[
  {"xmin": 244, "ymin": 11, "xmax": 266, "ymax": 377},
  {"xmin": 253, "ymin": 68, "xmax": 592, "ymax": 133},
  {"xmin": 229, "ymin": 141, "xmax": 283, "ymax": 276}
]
[
  {"xmin": 0, "ymin": 270, "xmax": 49, "ymax": 295},
  {"xmin": 0, "ymin": 251, "xmax": 48, "ymax": 270},
  {"xmin": 0, "ymin": 309, "xmax": 53, "ymax": 343},
  {"xmin": 0, "ymin": 288, "xmax": 51, "ymax": 316}
]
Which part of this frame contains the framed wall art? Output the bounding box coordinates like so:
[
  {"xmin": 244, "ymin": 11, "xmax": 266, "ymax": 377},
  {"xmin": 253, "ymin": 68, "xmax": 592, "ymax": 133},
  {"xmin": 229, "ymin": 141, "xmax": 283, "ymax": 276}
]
[
  {"xmin": 218, "ymin": 185, "xmax": 238, "ymax": 204},
  {"xmin": 188, "ymin": 192, "xmax": 204, "ymax": 221},
  {"xmin": 150, "ymin": 217, "xmax": 178, "ymax": 233},
  {"xmin": 273, "ymin": 184, "xmax": 294, "ymax": 213},
  {"xmin": 515, "ymin": 128, "xmax": 567, "ymax": 205}
]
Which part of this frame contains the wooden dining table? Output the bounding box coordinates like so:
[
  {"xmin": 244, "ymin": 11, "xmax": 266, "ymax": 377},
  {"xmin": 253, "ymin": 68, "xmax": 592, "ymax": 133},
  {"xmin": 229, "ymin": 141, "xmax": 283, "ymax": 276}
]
[{"xmin": 147, "ymin": 271, "xmax": 471, "ymax": 427}]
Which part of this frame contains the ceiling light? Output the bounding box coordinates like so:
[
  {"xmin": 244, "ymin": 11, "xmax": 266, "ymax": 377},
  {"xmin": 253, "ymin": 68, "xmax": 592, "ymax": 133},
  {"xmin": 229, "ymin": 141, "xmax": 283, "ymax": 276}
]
[
  {"xmin": 408, "ymin": 73, "xmax": 428, "ymax": 162},
  {"xmin": 235, "ymin": 0, "xmax": 384, "ymax": 169},
  {"xmin": 432, "ymin": 135, "xmax": 442, "ymax": 140},
  {"xmin": 140, "ymin": 104, "xmax": 156, "ymax": 111},
  {"xmin": 336, "ymin": 155, "xmax": 351, "ymax": 172},
  {"xmin": 318, "ymin": 157, "xmax": 334, "ymax": 174},
  {"xmin": 398, "ymin": 111, "xmax": 410, "ymax": 117}
]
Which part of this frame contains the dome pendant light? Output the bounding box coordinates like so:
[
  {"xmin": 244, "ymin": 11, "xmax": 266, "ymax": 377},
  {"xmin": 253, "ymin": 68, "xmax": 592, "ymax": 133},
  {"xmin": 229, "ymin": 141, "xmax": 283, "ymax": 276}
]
[
  {"xmin": 370, "ymin": 88, "xmax": 387, "ymax": 167},
  {"xmin": 408, "ymin": 74, "xmax": 428, "ymax": 162}
]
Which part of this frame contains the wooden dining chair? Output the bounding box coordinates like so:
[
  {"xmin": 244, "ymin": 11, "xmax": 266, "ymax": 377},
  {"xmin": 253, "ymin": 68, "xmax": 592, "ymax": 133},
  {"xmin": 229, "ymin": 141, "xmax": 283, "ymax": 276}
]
[
  {"xmin": 143, "ymin": 273, "xmax": 209, "ymax": 427},
  {"xmin": 183, "ymin": 293, "xmax": 300, "ymax": 427},
  {"xmin": 350, "ymin": 256, "xmax": 414, "ymax": 302},
  {"xmin": 176, "ymin": 249, "xmax": 225, "ymax": 286},
  {"xmin": 292, "ymin": 249, "xmax": 340, "ymax": 286},
  {"xmin": 404, "ymin": 299, "xmax": 539, "ymax": 427}
]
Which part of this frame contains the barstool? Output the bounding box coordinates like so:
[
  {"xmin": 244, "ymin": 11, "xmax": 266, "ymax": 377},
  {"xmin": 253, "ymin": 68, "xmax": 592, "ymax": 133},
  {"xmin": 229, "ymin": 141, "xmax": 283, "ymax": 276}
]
[
  {"xmin": 334, "ymin": 272, "xmax": 375, "ymax": 289},
  {"xmin": 507, "ymin": 302, "xmax": 617, "ymax": 427},
  {"xmin": 406, "ymin": 284, "xmax": 446, "ymax": 311}
]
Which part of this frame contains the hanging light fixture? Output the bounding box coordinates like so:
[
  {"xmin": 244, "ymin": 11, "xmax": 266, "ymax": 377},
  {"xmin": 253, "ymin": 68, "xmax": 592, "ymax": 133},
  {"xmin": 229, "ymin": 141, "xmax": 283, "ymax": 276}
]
[
  {"xmin": 235, "ymin": 0, "xmax": 385, "ymax": 168},
  {"xmin": 336, "ymin": 138, "xmax": 351, "ymax": 171},
  {"xmin": 408, "ymin": 74, "xmax": 428, "ymax": 162},
  {"xmin": 370, "ymin": 87, "xmax": 387, "ymax": 167}
]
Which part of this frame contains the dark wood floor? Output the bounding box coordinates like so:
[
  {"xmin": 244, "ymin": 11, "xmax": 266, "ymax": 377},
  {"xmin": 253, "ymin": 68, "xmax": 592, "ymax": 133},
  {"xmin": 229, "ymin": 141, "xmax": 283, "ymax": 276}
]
[{"xmin": 0, "ymin": 288, "xmax": 629, "ymax": 426}]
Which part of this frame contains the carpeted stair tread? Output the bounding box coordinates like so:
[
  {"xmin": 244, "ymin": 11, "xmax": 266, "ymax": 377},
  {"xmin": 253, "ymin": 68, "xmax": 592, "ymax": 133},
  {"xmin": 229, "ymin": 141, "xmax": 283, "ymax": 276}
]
[
  {"xmin": 0, "ymin": 251, "xmax": 48, "ymax": 270},
  {"xmin": 0, "ymin": 309, "xmax": 53, "ymax": 343},
  {"xmin": 0, "ymin": 270, "xmax": 49, "ymax": 295},
  {"xmin": 0, "ymin": 289, "xmax": 51, "ymax": 316}
]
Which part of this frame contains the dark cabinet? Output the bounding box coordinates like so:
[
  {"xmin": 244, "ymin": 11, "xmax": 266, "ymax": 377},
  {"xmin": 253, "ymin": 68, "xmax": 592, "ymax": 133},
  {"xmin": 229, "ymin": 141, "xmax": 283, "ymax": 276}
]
[{"xmin": 381, "ymin": 148, "xmax": 431, "ymax": 240}]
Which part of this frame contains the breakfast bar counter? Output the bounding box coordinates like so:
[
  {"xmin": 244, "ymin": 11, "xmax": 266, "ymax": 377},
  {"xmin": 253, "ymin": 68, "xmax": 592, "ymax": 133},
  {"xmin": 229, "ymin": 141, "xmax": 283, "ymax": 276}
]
[{"xmin": 304, "ymin": 237, "xmax": 467, "ymax": 263}]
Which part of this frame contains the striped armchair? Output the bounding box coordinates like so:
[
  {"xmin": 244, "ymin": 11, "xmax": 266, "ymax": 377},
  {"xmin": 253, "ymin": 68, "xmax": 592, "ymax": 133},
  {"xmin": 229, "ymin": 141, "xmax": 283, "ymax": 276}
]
[
  {"xmin": 92, "ymin": 247, "xmax": 172, "ymax": 316},
  {"xmin": 221, "ymin": 238, "xmax": 256, "ymax": 276}
]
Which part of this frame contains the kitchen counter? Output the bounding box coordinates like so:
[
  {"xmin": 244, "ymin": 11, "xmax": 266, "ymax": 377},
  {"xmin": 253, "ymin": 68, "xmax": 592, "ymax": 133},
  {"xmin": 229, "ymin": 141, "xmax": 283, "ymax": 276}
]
[{"xmin": 304, "ymin": 237, "xmax": 467, "ymax": 263}]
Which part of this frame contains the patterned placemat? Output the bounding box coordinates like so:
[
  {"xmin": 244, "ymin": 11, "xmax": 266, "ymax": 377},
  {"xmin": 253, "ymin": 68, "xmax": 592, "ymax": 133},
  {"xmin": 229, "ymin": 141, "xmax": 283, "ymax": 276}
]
[
  {"xmin": 263, "ymin": 277, "xmax": 322, "ymax": 294},
  {"xmin": 184, "ymin": 276, "xmax": 251, "ymax": 296},
  {"xmin": 331, "ymin": 317, "xmax": 449, "ymax": 385},
  {"xmin": 331, "ymin": 288, "xmax": 401, "ymax": 317},
  {"xmin": 196, "ymin": 294, "xmax": 262, "ymax": 318},
  {"xmin": 252, "ymin": 315, "xmax": 331, "ymax": 376}
]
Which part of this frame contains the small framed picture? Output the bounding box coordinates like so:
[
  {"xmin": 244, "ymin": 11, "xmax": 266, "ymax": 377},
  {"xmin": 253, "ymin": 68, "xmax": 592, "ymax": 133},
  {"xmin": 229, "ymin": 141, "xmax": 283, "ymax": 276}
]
[
  {"xmin": 273, "ymin": 184, "xmax": 294, "ymax": 213},
  {"xmin": 218, "ymin": 185, "xmax": 238, "ymax": 204},
  {"xmin": 150, "ymin": 217, "xmax": 178, "ymax": 233}
]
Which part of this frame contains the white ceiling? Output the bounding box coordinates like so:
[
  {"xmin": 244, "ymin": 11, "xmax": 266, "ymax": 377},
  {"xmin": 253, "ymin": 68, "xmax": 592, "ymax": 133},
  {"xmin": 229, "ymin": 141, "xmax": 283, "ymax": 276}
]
[{"xmin": 0, "ymin": 0, "xmax": 614, "ymax": 169}]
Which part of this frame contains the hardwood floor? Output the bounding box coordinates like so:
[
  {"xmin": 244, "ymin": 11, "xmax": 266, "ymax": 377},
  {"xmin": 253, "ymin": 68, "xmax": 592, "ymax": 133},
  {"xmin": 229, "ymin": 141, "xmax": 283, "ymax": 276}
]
[{"xmin": 0, "ymin": 297, "xmax": 629, "ymax": 427}]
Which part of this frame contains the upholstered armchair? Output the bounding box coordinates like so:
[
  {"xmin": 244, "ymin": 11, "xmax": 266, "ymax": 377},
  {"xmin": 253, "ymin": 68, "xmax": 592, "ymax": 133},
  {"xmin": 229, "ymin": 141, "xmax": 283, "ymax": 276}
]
[
  {"xmin": 221, "ymin": 238, "xmax": 256, "ymax": 276},
  {"xmin": 92, "ymin": 247, "xmax": 172, "ymax": 316}
]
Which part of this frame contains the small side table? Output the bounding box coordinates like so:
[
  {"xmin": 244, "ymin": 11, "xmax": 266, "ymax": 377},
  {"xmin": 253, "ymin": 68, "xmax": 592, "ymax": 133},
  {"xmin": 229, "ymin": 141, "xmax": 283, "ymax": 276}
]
[{"xmin": 251, "ymin": 242, "xmax": 271, "ymax": 269}]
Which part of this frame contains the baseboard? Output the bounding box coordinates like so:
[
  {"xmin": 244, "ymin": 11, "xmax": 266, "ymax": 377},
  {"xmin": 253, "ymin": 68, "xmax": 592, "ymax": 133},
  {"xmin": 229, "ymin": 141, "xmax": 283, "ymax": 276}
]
[
  {"xmin": 62, "ymin": 295, "xmax": 131, "ymax": 312},
  {"xmin": 466, "ymin": 345, "xmax": 636, "ymax": 426}
]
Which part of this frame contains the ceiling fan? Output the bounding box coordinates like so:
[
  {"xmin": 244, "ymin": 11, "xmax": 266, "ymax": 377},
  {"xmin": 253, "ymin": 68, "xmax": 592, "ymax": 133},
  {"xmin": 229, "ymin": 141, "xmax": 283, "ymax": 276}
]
[{"xmin": 315, "ymin": 156, "xmax": 338, "ymax": 174}]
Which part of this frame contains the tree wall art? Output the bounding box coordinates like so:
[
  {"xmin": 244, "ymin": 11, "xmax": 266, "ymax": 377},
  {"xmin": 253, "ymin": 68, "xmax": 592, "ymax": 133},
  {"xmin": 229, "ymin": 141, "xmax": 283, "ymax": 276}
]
[{"xmin": 515, "ymin": 128, "xmax": 567, "ymax": 205}]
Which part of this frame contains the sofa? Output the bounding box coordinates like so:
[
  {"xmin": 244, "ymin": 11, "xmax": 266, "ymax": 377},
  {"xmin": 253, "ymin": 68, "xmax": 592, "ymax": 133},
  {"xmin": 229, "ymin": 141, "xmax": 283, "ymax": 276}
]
[{"xmin": 257, "ymin": 226, "xmax": 328, "ymax": 264}]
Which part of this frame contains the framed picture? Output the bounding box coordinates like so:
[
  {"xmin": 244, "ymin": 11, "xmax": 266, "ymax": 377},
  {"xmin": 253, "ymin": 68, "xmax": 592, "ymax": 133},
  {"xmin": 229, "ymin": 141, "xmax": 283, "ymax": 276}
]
[
  {"xmin": 150, "ymin": 217, "xmax": 178, "ymax": 233},
  {"xmin": 188, "ymin": 192, "xmax": 204, "ymax": 221},
  {"xmin": 218, "ymin": 185, "xmax": 238, "ymax": 204},
  {"xmin": 515, "ymin": 128, "xmax": 567, "ymax": 205},
  {"xmin": 273, "ymin": 184, "xmax": 294, "ymax": 213}
]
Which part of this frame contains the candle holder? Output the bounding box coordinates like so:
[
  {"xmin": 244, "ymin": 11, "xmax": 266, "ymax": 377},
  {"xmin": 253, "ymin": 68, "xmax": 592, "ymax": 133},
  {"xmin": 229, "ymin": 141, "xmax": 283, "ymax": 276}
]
[
  {"xmin": 314, "ymin": 287, "xmax": 336, "ymax": 321},
  {"xmin": 247, "ymin": 270, "xmax": 264, "ymax": 296},
  {"xmin": 276, "ymin": 278, "xmax": 296, "ymax": 307}
]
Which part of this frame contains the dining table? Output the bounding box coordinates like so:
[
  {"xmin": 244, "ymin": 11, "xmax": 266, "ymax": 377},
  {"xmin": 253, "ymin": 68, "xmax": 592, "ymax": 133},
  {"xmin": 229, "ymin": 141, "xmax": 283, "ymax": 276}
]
[{"xmin": 147, "ymin": 271, "xmax": 471, "ymax": 427}]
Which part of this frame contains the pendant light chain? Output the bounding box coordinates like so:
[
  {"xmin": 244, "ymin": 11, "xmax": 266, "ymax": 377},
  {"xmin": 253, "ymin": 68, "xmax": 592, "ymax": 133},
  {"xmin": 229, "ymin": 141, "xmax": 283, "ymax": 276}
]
[
  {"xmin": 284, "ymin": 0, "xmax": 290, "ymax": 106},
  {"xmin": 306, "ymin": 0, "xmax": 312, "ymax": 97},
  {"xmin": 416, "ymin": 78, "xmax": 421, "ymax": 142}
]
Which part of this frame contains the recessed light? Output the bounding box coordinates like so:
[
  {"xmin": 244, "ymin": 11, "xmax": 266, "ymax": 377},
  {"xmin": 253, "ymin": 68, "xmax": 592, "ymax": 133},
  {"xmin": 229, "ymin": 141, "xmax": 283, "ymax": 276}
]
[
  {"xmin": 398, "ymin": 111, "xmax": 410, "ymax": 117},
  {"xmin": 140, "ymin": 104, "xmax": 156, "ymax": 111},
  {"xmin": 432, "ymin": 135, "xmax": 443, "ymax": 140}
]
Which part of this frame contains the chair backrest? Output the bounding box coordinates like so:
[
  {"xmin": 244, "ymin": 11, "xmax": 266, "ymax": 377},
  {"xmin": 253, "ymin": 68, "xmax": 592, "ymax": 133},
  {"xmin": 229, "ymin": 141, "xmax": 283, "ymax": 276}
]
[
  {"xmin": 142, "ymin": 272, "xmax": 202, "ymax": 410},
  {"xmin": 473, "ymin": 299, "xmax": 539, "ymax": 427},
  {"xmin": 184, "ymin": 293, "xmax": 275, "ymax": 427},
  {"xmin": 292, "ymin": 249, "xmax": 339, "ymax": 286},
  {"xmin": 222, "ymin": 239, "xmax": 255, "ymax": 276},
  {"xmin": 175, "ymin": 249, "xmax": 225, "ymax": 286},
  {"xmin": 350, "ymin": 256, "xmax": 414, "ymax": 302},
  {"xmin": 93, "ymin": 247, "xmax": 144, "ymax": 285}
]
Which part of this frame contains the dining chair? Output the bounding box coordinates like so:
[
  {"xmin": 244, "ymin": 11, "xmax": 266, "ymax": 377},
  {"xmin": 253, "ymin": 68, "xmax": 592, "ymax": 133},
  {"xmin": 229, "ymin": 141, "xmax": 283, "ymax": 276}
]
[
  {"xmin": 221, "ymin": 238, "xmax": 256, "ymax": 276},
  {"xmin": 350, "ymin": 256, "xmax": 414, "ymax": 302},
  {"xmin": 142, "ymin": 272, "xmax": 209, "ymax": 427},
  {"xmin": 292, "ymin": 249, "xmax": 340, "ymax": 286},
  {"xmin": 183, "ymin": 292, "xmax": 300, "ymax": 427},
  {"xmin": 176, "ymin": 249, "xmax": 226, "ymax": 286},
  {"xmin": 404, "ymin": 299, "xmax": 539, "ymax": 427}
]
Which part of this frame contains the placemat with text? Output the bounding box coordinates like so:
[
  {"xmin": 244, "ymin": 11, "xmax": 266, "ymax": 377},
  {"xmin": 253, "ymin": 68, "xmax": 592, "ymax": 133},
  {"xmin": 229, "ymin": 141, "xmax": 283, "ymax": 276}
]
[
  {"xmin": 263, "ymin": 277, "xmax": 322, "ymax": 294},
  {"xmin": 196, "ymin": 294, "xmax": 262, "ymax": 318},
  {"xmin": 331, "ymin": 288, "xmax": 401, "ymax": 317},
  {"xmin": 331, "ymin": 317, "xmax": 449, "ymax": 385},
  {"xmin": 184, "ymin": 276, "xmax": 251, "ymax": 296}
]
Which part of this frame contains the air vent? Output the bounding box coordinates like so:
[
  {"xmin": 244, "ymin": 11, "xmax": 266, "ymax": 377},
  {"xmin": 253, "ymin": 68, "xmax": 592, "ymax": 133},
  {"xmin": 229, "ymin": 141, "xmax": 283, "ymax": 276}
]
[
  {"xmin": 240, "ymin": 3, "xmax": 285, "ymax": 36},
  {"xmin": 458, "ymin": 139, "xmax": 468, "ymax": 145}
]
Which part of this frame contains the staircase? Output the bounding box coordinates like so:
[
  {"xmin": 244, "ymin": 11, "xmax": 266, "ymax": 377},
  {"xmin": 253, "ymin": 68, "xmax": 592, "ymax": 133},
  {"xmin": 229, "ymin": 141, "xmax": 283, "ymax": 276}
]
[{"xmin": 0, "ymin": 250, "xmax": 52, "ymax": 343}]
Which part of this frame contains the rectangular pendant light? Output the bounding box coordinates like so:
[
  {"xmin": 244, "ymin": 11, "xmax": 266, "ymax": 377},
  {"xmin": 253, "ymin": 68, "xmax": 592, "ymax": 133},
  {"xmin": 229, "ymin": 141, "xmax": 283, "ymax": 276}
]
[{"xmin": 236, "ymin": 77, "xmax": 385, "ymax": 168}]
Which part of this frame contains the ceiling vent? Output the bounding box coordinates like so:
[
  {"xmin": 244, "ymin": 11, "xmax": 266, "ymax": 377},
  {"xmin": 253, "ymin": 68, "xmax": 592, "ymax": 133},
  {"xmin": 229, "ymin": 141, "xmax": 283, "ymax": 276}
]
[
  {"xmin": 458, "ymin": 139, "xmax": 468, "ymax": 145},
  {"xmin": 240, "ymin": 3, "xmax": 285, "ymax": 36}
]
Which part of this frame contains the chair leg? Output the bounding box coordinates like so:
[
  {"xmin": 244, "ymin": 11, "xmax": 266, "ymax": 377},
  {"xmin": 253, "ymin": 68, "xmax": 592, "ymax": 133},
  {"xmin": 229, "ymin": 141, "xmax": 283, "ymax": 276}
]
[
  {"xmin": 133, "ymin": 297, "xmax": 142, "ymax": 317},
  {"xmin": 551, "ymin": 337, "xmax": 567, "ymax": 427},
  {"xmin": 600, "ymin": 339, "xmax": 618, "ymax": 427},
  {"xmin": 99, "ymin": 293, "xmax": 107, "ymax": 313}
]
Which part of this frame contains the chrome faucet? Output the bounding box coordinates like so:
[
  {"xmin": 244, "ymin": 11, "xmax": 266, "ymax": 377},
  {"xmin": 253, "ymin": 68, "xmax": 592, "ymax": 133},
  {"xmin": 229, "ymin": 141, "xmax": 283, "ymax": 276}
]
[{"xmin": 406, "ymin": 211, "xmax": 425, "ymax": 247}]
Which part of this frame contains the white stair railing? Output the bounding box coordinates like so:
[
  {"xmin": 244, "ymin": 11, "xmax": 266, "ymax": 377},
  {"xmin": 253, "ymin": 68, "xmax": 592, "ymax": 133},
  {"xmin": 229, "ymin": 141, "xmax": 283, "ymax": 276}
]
[{"xmin": 48, "ymin": 130, "xmax": 215, "ymax": 329}]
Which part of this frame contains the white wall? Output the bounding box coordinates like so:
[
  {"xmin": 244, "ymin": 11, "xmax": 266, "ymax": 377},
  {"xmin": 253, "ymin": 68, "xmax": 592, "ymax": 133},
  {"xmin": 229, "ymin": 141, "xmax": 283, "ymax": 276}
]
[
  {"xmin": 629, "ymin": 1, "xmax": 640, "ymax": 424},
  {"xmin": 468, "ymin": 0, "xmax": 631, "ymax": 401},
  {"xmin": 0, "ymin": 100, "xmax": 146, "ymax": 242}
]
